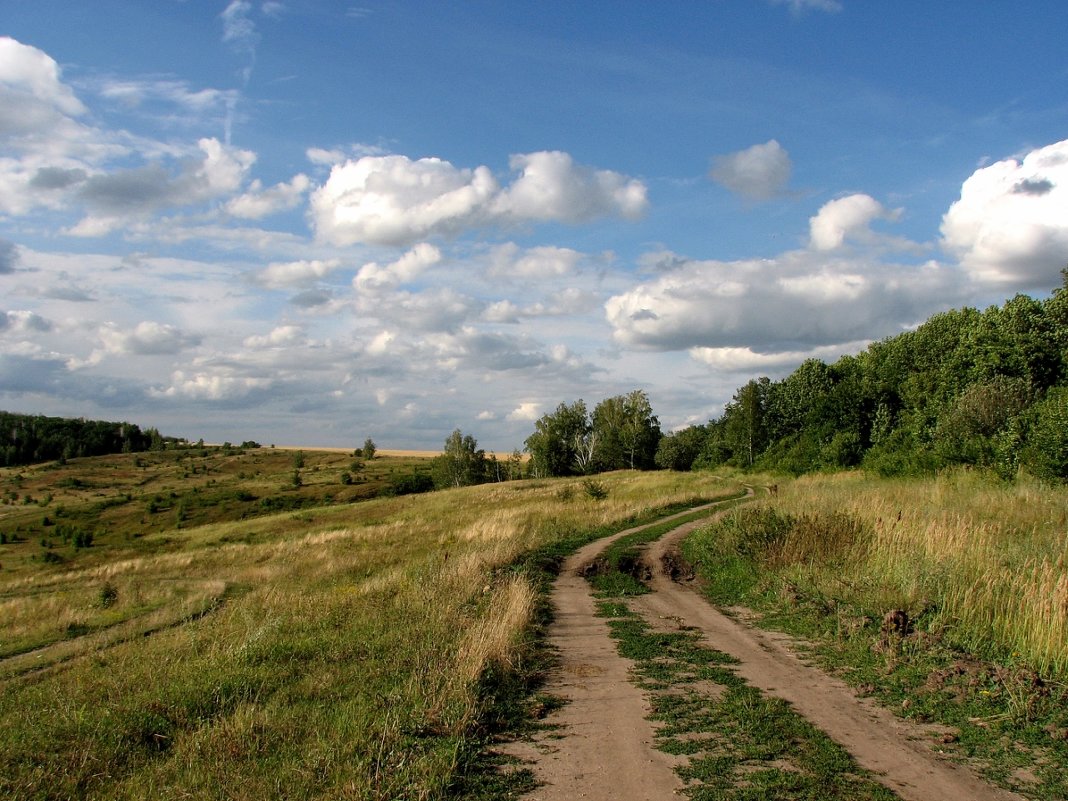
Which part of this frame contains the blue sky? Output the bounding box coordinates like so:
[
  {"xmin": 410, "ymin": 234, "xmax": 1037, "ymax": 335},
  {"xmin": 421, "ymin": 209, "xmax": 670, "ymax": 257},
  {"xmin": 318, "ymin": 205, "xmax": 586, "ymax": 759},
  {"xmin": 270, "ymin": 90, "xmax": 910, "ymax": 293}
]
[{"xmin": 2, "ymin": 1, "xmax": 1066, "ymax": 449}]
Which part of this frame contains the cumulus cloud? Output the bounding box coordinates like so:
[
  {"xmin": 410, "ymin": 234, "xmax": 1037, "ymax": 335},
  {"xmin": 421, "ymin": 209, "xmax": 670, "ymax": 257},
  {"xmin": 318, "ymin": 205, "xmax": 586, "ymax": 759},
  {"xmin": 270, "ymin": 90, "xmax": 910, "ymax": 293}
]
[
  {"xmin": 689, "ymin": 340, "xmax": 872, "ymax": 372},
  {"xmin": 153, "ymin": 368, "xmax": 272, "ymax": 402},
  {"xmin": 311, "ymin": 155, "xmax": 498, "ymax": 246},
  {"xmin": 310, "ymin": 150, "xmax": 647, "ymax": 247},
  {"xmin": 226, "ymin": 173, "xmax": 310, "ymax": 218},
  {"xmin": 0, "ymin": 310, "xmax": 51, "ymax": 334},
  {"xmin": 808, "ymin": 193, "xmax": 900, "ymax": 250},
  {"xmin": 354, "ymin": 243, "xmax": 441, "ymax": 293},
  {"xmin": 0, "ymin": 36, "xmax": 87, "ymax": 135},
  {"xmin": 357, "ymin": 287, "xmax": 481, "ymax": 332},
  {"xmin": 68, "ymin": 138, "xmax": 256, "ymax": 235},
  {"xmin": 97, "ymin": 321, "xmax": 200, "ymax": 356},
  {"xmin": 507, "ymin": 402, "xmax": 542, "ymax": 422},
  {"xmin": 488, "ymin": 242, "xmax": 583, "ymax": 279},
  {"xmin": 244, "ymin": 325, "xmax": 305, "ymax": 349},
  {"xmin": 710, "ymin": 139, "xmax": 792, "ymax": 200},
  {"xmin": 256, "ymin": 258, "xmax": 342, "ymax": 289},
  {"xmin": 605, "ymin": 249, "xmax": 959, "ymax": 357},
  {"xmin": 490, "ymin": 151, "xmax": 648, "ymax": 223},
  {"xmin": 941, "ymin": 138, "xmax": 1068, "ymax": 289}
]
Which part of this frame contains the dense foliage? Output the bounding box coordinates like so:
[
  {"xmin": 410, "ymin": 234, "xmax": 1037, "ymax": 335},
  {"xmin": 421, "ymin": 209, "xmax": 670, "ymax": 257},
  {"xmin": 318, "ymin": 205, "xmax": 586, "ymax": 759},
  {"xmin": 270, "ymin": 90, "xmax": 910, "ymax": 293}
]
[
  {"xmin": 662, "ymin": 274, "xmax": 1068, "ymax": 480},
  {"xmin": 524, "ymin": 390, "xmax": 661, "ymax": 477},
  {"xmin": 0, "ymin": 412, "xmax": 172, "ymax": 467}
]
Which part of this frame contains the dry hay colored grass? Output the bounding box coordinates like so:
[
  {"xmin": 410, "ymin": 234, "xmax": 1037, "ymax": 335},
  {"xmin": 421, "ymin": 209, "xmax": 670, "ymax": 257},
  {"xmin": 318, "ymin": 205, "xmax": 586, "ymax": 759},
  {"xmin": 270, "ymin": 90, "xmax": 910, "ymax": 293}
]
[
  {"xmin": 0, "ymin": 468, "xmax": 740, "ymax": 800},
  {"xmin": 769, "ymin": 470, "xmax": 1068, "ymax": 675}
]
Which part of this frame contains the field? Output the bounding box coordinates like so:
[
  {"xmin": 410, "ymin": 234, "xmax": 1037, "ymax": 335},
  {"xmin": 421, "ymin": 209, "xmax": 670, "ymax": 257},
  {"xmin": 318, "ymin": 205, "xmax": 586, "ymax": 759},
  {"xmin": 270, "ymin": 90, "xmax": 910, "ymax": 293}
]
[
  {"xmin": 0, "ymin": 448, "xmax": 738, "ymax": 800},
  {"xmin": 4, "ymin": 449, "xmax": 1067, "ymax": 800},
  {"xmin": 683, "ymin": 470, "xmax": 1068, "ymax": 797}
]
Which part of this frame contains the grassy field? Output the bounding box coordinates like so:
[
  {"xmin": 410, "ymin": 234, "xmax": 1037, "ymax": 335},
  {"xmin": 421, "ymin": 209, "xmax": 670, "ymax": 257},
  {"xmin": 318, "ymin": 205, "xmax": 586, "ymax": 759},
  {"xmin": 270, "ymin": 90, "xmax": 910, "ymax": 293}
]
[
  {"xmin": 682, "ymin": 469, "xmax": 1068, "ymax": 799},
  {"xmin": 0, "ymin": 449, "xmax": 740, "ymax": 800}
]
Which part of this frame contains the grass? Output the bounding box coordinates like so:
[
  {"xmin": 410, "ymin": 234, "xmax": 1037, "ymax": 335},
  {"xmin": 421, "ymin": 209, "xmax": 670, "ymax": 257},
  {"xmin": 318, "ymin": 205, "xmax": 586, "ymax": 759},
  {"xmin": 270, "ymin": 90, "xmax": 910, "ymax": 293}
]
[
  {"xmin": 0, "ymin": 453, "xmax": 740, "ymax": 800},
  {"xmin": 682, "ymin": 468, "xmax": 1068, "ymax": 799},
  {"xmin": 593, "ymin": 596, "xmax": 895, "ymax": 800}
]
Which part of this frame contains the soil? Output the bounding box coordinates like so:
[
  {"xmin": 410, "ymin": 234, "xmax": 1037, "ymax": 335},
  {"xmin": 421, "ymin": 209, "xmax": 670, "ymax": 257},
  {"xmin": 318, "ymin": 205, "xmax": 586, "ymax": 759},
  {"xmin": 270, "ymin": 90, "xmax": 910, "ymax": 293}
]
[{"xmin": 500, "ymin": 501, "xmax": 1025, "ymax": 801}]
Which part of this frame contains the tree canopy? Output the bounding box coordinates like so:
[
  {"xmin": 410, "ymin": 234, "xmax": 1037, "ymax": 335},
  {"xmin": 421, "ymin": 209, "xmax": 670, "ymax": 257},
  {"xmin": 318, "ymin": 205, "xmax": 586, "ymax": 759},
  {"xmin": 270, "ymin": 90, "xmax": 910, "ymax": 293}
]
[{"xmin": 661, "ymin": 273, "xmax": 1068, "ymax": 481}]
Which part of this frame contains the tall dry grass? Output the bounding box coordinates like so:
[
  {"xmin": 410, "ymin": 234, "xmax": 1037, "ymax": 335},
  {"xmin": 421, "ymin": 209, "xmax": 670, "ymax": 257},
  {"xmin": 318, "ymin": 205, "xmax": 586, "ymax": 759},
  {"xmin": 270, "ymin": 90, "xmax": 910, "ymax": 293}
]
[
  {"xmin": 771, "ymin": 470, "xmax": 1068, "ymax": 675},
  {"xmin": 0, "ymin": 469, "xmax": 738, "ymax": 800}
]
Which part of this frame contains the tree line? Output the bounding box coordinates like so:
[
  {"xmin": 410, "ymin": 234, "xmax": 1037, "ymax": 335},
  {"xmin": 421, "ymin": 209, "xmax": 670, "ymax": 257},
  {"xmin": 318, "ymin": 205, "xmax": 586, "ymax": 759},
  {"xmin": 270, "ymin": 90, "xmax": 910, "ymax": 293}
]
[
  {"xmin": 438, "ymin": 273, "xmax": 1066, "ymax": 487},
  {"xmin": 658, "ymin": 273, "xmax": 1068, "ymax": 481},
  {"xmin": 0, "ymin": 412, "xmax": 174, "ymax": 467}
]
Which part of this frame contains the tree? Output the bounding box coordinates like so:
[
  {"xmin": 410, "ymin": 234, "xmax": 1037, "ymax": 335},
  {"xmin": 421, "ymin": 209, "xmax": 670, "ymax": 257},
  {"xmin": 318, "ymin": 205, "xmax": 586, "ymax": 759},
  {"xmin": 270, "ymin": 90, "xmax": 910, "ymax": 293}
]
[
  {"xmin": 724, "ymin": 379, "xmax": 769, "ymax": 467},
  {"xmin": 655, "ymin": 425, "xmax": 708, "ymax": 471},
  {"xmin": 591, "ymin": 390, "xmax": 661, "ymax": 470},
  {"xmin": 362, "ymin": 438, "xmax": 377, "ymax": 460},
  {"xmin": 524, "ymin": 401, "xmax": 590, "ymax": 477},
  {"xmin": 433, "ymin": 429, "xmax": 486, "ymax": 488}
]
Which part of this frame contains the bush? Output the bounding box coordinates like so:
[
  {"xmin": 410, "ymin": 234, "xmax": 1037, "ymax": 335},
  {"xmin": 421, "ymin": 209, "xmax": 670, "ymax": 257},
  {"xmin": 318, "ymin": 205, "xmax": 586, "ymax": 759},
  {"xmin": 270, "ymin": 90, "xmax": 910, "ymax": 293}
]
[
  {"xmin": 99, "ymin": 581, "xmax": 118, "ymax": 608},
  {"xmin": 582, "ymin": 479, "xmax": 609, "ymax": 500},
  {"xmin": 385, "ymin": 472, "xmax": 434, "ymax": 496}
]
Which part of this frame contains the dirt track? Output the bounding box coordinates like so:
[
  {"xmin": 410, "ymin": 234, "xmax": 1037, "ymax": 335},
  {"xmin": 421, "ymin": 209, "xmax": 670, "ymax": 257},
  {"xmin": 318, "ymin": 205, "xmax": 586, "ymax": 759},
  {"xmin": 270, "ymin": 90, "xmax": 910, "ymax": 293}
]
[{"xmin": 502, "ymin": 502, "xmax": 1024, "ymax": 801}]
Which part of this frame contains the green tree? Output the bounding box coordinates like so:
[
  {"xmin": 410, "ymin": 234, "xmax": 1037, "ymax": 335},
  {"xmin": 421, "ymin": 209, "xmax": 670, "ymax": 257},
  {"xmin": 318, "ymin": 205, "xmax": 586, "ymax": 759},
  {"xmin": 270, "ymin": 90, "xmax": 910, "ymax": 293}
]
[
  {"xmin": 724, "ymin": 379, "xmax": 769, "ymax": 467},
  {"xmin": 362, "ymin": 438, "xmax": 377, "ymax": 460},
  {"xmin": 655, "ymin": 425, "xmax": 708, "ymax": 471},
  {"xmin": 433, "ymin": 429, "xmax": 486, "ymax": 488},
  {"xmin": 591, "ymin": 390, "xmax": 661, "ymax": 470},
  {"xmin": 1022, "ymin": 386, "xmax": 1068, "ymax": 481},
  {"xmin": 524, "ymin": 401, "xmax": 590, "ymax": 477}
]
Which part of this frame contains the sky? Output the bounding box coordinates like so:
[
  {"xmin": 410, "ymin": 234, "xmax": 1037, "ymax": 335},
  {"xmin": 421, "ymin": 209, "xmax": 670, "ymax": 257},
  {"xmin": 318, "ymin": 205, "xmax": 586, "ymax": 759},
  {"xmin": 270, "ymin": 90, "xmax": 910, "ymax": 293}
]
[{"xmin": 1, "ymin": 1, "xmax": 1067, "ymax": 450}]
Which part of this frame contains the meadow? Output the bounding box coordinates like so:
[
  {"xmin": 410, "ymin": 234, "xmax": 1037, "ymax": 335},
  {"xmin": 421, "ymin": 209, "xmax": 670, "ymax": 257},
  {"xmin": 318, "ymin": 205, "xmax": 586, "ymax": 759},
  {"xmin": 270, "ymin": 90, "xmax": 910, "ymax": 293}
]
[
  {"xmin": 0, "ymin": 448, "xmax": 739, "ymax": 800},
  {"xmin": 683, "ymin": 469, "xmax": 1068, "ymax": 797}
]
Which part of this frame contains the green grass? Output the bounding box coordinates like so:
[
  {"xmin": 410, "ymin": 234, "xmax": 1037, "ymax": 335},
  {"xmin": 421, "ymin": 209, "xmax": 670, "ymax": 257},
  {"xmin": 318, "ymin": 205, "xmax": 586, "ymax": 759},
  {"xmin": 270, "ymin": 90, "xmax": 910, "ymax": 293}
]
[
  {"xmin": 0, "ymin": 455, "xmax": 742, "ymax": 800},
  {"xmin": 681, "ymin": 470, "xmax": 1068, "ymax": 800}
]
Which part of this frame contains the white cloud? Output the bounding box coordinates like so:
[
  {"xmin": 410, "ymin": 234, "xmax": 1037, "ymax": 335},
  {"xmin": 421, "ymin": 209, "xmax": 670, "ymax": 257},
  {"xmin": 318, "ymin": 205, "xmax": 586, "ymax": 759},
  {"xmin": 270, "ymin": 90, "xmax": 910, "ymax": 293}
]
[
  {"xmin": 257, "ymin": 258, "xmax": 342, "ymax": 289},
  {"xmin": 0, "ymin": 36, "xmax": 86, "ymax": 124},
  {"xmin": 490, "ymin": 151, "xmax": 648, "ymax": 223},
  {"xmin": 244, "ymin": 325, "xmax": 304, "ymax": 349},
  {"xmin": 605, "ymin": 249, "xmax": 959, "ymax": 355},
  {"xmin": 354, "ymin": 242, "xmax": 441, "ymax": 292},
  {"xmin": 226, "ymin": 173, "xmax": 310, "ymax": 218},
  {"xmin": 311, "ymin": 155, "xmax": 498, "ymax": 246},
  {"xmin": 489, "ymin": 242, "xmax": 583, "ymax": 279},
  {"xmin": 689, "ymin": 340, "xmax": 871, "ymax": 372},
  {"xmin": 221, "ymin": 1, "xmax": 257, "ymax": 51},
  {"xmin": 941, "ymin": 138, "xmax": 1068, "ymax": 289},
  {"xmin": 310, "ymin": 150, "xmax": 647, "ymax": 247},
  {"xmin": 710, "ymin": 139, "xmax": 792, "ymax": 200},
  {"xmin": 507, "ymin": 402, "xmax": 542, "ymax": 422},
  {"xmin": 0, "ymin": 310, "xmax": 52, "ymax": 334},
  {"xmin": 153, "ymin": 369, "xmax": 272, "ymax": 401},
  {"xmin": 97, "ymin": 320, "xmax": 200, "ymax": 357},
  {"xmin": 808, "ymin": 193, "xmax": 898, "ymax": 250}
]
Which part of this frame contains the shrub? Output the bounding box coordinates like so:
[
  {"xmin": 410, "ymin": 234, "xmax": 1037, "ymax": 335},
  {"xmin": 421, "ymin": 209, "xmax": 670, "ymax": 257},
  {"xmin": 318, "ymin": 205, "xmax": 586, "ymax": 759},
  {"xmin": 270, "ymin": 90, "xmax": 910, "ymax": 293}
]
[{"xmin": 582, "ymin": 479, "xmax": 609, "ymax": 500}]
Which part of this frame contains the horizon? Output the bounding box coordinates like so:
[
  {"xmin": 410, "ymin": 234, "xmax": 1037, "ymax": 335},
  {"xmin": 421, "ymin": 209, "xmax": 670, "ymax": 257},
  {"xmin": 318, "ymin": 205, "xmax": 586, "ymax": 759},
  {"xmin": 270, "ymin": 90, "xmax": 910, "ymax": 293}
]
[{"xmin": 2, "ymin": 2, "xmax": 1067, "ymax": 450}]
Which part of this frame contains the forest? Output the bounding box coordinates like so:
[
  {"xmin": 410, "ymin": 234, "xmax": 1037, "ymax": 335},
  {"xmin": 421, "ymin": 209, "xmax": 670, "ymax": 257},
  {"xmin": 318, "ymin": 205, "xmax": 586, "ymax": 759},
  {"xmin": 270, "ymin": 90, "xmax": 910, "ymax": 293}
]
[
  {"xmin": 0, "ymin": 413, "xmax": 172, "ymax": 467},
  {"xmin": 658, "ymin": 272, "xmax": 1068, "ymax": 481}
]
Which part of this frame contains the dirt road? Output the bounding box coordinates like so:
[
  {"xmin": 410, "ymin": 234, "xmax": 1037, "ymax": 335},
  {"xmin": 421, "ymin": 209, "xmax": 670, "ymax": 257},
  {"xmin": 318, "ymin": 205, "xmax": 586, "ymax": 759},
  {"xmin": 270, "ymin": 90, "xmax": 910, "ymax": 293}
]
[{"xmin": 503, "ymin": 504, "xmax": 1024, "ymax": 801}]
